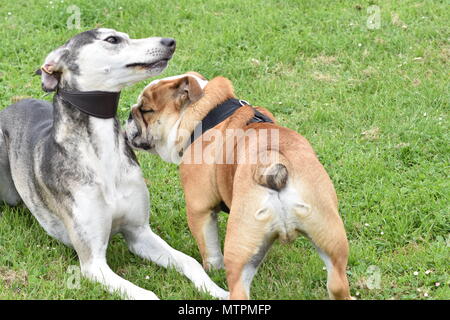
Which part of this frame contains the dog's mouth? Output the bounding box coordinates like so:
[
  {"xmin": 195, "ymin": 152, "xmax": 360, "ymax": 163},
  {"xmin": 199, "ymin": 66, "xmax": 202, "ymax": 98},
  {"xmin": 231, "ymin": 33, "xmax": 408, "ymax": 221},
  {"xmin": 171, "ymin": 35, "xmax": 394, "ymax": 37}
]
[
  {"xmin": 125, "ymin": 134, "xmax": 154, "ymax": 151},
  {"xmin": 136, "ymin": 143, "xmax": 153, "ymax": 151},
  {"xmin": 131, "ymin": 138, "xmax": 154, "ymax": 151},
  {"xmin": 126, "ymin": 58, "xmax": 171, "ymax": 70},
  {"xmin": 124, "ymin": 126, "xmax": 154, "ymax": 151}
]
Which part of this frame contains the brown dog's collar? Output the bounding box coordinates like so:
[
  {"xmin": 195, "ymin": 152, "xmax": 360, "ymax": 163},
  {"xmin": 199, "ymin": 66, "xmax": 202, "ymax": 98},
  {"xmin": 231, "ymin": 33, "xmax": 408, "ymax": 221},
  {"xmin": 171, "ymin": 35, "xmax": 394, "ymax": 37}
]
[
  {"xmin": 57, "ymin": 88, "xmax": 121, "ymax": 119},
  {"xmin": 188, "ymin": 98, "xmax": 273, "ymax": 147}
]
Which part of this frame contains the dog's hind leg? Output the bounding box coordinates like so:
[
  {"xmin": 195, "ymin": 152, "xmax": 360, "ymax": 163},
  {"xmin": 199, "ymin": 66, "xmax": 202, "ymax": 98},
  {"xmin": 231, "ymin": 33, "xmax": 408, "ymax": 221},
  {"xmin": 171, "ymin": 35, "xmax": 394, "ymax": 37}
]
[
  {"xmin": 222, "ymin": 191, "xmax": 275, "ymax": 300},
  {"xmin": 123, "ymin": 224, "xmax": 229, "ymax": 299},
  {"xmin": 301, "ymin": 210, "xmax": 352, "ymax": 300},
  {"xmin": 284, "ymin": 186, "xmax": 353, "ymax": 300},
  {"xmin": 0, "ymin": 129, "xmax": 21, "ymax": 206}
]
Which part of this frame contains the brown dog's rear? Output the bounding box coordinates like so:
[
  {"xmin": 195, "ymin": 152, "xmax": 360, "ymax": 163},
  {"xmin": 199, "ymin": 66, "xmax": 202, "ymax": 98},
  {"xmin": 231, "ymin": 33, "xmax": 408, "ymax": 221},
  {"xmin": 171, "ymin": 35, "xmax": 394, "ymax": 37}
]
[{"xmin": 182, "ymin": 120, "xmax": 351, "ymax": 300}]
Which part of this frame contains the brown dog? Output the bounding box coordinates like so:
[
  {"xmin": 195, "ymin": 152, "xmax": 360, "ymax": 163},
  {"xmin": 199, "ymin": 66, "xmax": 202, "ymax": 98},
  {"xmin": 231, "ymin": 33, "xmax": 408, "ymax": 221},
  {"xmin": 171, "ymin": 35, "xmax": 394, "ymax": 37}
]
[{"xmin": 125, "ymin": 72, "xmax": 352, "ymax": 300}]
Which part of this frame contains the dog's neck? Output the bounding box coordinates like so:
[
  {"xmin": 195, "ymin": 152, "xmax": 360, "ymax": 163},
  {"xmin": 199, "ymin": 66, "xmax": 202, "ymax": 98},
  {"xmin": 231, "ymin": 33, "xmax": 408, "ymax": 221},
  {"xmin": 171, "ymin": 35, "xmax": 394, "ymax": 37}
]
[
  {"xmin": 176, "ymin": 77, "xmax": 235, "ymax": 148},
  {"xmin": 51, "ymin": 87, "xmax": 121, "ymax": 148},
  {"xmin": 57, "ymin": 88, "xmax": 120, "ymax": 119}
]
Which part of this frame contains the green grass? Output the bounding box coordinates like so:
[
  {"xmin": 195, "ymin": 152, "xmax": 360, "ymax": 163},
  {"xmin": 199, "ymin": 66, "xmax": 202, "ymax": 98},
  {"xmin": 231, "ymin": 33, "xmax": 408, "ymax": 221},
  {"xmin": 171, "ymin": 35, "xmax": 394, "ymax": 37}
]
[{"xmin": 0, "ymin": 0, "xmax": 448, "ymax": 300}]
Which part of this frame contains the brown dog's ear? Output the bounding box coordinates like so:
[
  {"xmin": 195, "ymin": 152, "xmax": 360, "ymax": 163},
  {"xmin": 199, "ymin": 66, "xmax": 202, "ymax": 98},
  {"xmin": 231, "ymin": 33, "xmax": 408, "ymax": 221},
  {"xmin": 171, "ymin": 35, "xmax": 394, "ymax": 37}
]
[
  {"xmin": 179, "ymin": 76, "xmax": 203, "ymax": 104},
  {"xmin": 185, "ymin": 71, "xmax": 207, "ymax": 80}
]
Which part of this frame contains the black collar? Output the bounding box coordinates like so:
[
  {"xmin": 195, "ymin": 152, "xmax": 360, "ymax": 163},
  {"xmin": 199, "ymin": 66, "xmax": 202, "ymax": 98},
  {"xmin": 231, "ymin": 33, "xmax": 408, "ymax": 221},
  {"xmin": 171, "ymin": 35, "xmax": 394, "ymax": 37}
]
[
  {"xmin": 57, "ymin": 88, "xmax": 121, "ymax": 119},
  {"xmin": 188, "ymin": 98, "xmax": 273, "ymax": 147}
]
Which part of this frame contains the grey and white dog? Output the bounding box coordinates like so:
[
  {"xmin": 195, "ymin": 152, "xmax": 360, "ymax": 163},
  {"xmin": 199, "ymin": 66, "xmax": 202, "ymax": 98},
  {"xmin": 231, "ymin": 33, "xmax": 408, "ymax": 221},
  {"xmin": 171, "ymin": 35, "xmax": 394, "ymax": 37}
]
[{"xmin": 0, "ymin": 28, "xmax": 227, "ymax": 300}]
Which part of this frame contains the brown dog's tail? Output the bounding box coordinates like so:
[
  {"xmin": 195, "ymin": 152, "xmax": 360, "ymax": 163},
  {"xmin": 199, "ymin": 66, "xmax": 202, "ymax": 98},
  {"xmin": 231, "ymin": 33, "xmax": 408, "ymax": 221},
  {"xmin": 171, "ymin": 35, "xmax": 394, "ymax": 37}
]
[{"xmin": 254, "ymin": 162, "xmax": 288, "ymax": 191}]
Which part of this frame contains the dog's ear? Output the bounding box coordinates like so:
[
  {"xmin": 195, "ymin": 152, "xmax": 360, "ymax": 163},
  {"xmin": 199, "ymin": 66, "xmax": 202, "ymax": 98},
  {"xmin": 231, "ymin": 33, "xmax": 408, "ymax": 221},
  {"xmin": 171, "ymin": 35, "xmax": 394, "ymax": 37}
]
[
  {"xmin": 38, "ymin": 63, "xmax": 61, "ymax": 92},
  {"xmin": 185, "ymin": 71, "xmax": 207, "ymax": 81},
  {"xmin": 179, "ymin": 76, "xmax": 203, "ymax": 104},
  {"xmin": 37, "ymin": 47, "xmax": 67, "ymax": 92}
]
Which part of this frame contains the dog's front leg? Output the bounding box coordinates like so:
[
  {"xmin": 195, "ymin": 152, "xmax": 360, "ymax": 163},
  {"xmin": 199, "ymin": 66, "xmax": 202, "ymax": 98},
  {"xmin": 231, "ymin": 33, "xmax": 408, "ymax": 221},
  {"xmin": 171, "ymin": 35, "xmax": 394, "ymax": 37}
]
[
  {"xmin": 0, "ymin": 130, "xmax": 21, "ymax": 206},
  {"xmin": 123, "ymin": 225, "xmax": 229, "ymax": 299},
  {"xmin": 66, "ymin": 202, "xmax": 158, "ymax": 300},
  {"xmin": 186, "ymin": 208, "xmax": 224, "ymax": 271}
]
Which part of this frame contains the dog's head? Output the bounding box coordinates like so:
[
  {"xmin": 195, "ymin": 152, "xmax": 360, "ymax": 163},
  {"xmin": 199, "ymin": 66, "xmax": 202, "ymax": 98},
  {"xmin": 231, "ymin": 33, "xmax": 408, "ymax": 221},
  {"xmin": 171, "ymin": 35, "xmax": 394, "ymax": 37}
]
[
  {"xmin": 125, "ymin": 72, "xmax": 208, "ymax": 162},
  {"xmin": 36, "ymin": 28, "xmax": 176, "ymax": 92}
]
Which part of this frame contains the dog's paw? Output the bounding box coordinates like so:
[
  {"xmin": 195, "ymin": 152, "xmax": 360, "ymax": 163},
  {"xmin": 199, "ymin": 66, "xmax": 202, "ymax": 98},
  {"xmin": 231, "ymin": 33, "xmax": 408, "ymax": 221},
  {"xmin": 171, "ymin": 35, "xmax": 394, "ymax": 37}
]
[
  {"xmin": 213, "ymin": 288, "xmax": 230, "ymax": 300},
  {"xmin": 203, "ymin": 257, "xmax": 225, "ymax": 271},
  {"xmin": 127, "ymin": 288, "xmax": 160, "ymax": 300}
]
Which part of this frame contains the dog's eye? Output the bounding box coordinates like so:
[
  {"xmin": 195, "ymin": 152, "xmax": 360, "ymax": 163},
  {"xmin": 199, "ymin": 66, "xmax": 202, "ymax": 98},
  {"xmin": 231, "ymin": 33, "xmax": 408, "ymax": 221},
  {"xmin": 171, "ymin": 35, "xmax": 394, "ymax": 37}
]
[
  {"xmin": 140, "ymin": 108, "xmax": 154, "ymax": 114},
  {"xmin": 104, "ymin": 36, "xmax": 120, "ymax": 44}
]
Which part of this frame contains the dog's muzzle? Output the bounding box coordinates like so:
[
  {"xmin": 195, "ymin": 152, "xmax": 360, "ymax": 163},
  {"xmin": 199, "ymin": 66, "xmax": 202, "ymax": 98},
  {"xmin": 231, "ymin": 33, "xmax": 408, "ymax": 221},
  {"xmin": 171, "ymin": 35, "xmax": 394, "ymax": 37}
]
[
  {"xmin": 126, "ymin": 38, "xmax": 176, "ymax": 70},
  {"xmin": 125, "ymin": 117, "xmax": 153, "ymax": 151}
]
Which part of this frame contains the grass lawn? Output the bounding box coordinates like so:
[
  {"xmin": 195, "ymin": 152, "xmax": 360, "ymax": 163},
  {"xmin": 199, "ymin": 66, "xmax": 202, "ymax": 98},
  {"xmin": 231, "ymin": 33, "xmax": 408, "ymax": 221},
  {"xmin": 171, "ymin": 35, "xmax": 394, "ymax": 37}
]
[{"xmin": 0, "ymin": 0, "xmax": 448, "ymax": 300}]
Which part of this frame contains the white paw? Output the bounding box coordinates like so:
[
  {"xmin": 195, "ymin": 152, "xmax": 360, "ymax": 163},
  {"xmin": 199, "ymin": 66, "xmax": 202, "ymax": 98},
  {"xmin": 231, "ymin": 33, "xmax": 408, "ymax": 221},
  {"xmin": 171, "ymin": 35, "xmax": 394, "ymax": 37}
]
[
  {"xmin": 213, "ymin": 288, "xmax": 230, "ymax": 300},
  {"xmin": 127, "ymin": 288, "xmax": 159, "ymax": 300}
]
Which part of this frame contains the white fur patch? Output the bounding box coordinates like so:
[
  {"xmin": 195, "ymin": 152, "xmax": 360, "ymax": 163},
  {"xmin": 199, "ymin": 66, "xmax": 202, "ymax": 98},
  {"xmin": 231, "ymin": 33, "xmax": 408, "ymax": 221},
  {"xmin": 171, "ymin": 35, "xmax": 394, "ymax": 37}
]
[
  {"xmin": 154, "ymin": 113, "xmax": 185, "ymax": 164},
  {"xmin": 145, "ymin": 74, "xmax": 208, "ymax": 90}
]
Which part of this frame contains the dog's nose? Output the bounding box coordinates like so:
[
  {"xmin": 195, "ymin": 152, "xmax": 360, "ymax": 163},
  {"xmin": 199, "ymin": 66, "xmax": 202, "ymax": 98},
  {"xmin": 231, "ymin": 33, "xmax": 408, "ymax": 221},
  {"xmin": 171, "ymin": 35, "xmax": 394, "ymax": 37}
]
[
  {"xmin": 128, "ymin": 112, "xmax": 133, "ymax": 121},
  {"xmin": 160, "ymin": 38, "xmax": 176, "ymax": 50}
]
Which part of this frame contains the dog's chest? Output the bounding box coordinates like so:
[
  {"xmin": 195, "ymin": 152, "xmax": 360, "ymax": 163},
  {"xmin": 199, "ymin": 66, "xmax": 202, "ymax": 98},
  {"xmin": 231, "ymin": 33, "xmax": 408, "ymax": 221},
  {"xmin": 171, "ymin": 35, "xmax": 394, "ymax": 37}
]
[{"xmin": 79, "ymin": 119, "xmax": 145, "ymax": 209}]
